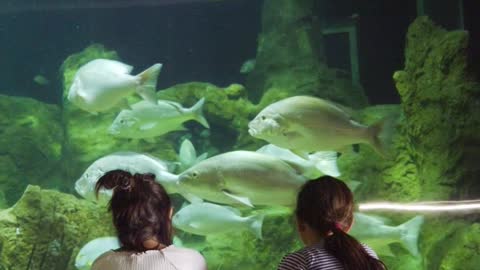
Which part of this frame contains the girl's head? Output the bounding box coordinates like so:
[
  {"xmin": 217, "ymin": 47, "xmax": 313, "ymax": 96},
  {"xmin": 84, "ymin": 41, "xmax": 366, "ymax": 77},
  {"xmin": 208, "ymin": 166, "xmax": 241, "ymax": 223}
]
[
  {"xmin": 295, "ymin": 176, "xmax": 386, "ymax": 270},
  {"xmin": 95, "ymin": 169, "xmax": 173, "ymax": 251}
]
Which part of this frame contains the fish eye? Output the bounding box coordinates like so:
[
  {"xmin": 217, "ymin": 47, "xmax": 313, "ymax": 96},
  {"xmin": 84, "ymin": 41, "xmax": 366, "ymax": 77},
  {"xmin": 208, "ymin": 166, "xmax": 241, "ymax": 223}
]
[
  {"xmin": 120, "ymin": 119, "xmax": 125, "ymax": 124},
  {"xmin": 192, "ymin": 172, "xmax": 198, "ymax": 178},
  {"xmin": 261, "ymin": 116, "xmax": 266, "ymax": 120}
]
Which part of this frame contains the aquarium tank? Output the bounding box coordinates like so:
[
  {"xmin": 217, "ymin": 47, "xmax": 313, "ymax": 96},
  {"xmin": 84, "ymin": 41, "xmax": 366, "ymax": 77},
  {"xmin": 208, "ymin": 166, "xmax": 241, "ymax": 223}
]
[{"xmin": 0, "ymin": 0, "xmax": 479, "ymax": 269}]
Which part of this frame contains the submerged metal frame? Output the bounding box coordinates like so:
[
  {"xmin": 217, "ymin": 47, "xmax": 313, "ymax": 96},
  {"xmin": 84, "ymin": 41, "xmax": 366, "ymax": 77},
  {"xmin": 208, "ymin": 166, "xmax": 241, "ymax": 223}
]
[{"xmin": 321, "ymin": 18, "xmax": 360, "ymax": 86}]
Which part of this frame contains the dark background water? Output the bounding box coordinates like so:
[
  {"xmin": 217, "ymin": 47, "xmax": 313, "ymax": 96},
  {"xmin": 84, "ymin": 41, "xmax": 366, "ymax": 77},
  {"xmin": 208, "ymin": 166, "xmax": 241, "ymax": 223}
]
[{"xmin": 0, "ymin": 0, "xmax": 478, "ymax": 105}]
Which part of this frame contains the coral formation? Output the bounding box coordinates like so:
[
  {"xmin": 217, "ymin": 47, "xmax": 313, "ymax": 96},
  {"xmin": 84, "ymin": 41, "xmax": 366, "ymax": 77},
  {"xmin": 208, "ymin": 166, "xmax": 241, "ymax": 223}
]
[{"xmin": 0, "ymin": 185, "xmax": 112, "ymax": 269}]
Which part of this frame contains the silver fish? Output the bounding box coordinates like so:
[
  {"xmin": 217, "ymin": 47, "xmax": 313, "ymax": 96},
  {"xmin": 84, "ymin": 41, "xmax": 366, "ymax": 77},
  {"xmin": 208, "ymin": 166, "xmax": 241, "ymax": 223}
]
[
  {"xmin": 108, "ymin": 98, "xmax": 209, "ymax": 138},
  {"xmin": 67, "ymin": 59, "xmax": 161, "ymax": 114},
  {"xmin": 173, "ymin": 202, "xmax": 264, "ymax": 239},
  {"xmin": 74, "ymin": 152, "xmax": 178, "ymax": 202},
  {"xmin": 350, "ymin": 213, "xmax": 424, "ymax": 257},
  {"xmin": 177, "ymin": 150, "xmax": 307, "ymax": 207},
  {"xmin": 248, "ymin": 96, "xmax": 386, "ymax": 158}
]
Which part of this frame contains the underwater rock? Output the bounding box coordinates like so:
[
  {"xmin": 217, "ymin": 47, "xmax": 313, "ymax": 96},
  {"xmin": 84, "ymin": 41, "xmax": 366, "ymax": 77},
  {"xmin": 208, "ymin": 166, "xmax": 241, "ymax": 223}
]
[
  {"xmin": 0, "ymin": 94, "xmax": 64, "ymax": 205},
  {"xmin": 0, "ymin": 185, "xmax": 113, "ymax": 269},
  {"xmin": 60, "ymin": 44, "xmax": 177, "ymax": 185},
  {"xmin": 393, "ymin": 16, "xmax": 480, "ymax": 200},
  {"xmin": 246, "ymin": 0, "xmax": 368, "ymax": 108},
  {"xmin": 156, "ymin": 82, "xmax": 260, "ymax": 152}
]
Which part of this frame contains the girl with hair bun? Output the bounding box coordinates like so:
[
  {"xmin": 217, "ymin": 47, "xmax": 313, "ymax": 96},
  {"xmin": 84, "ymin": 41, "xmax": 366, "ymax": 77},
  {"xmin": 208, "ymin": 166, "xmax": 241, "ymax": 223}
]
[
  {"xmin": 278, "ymin": 176, "xmax": 386, "ymax": 270},
  {"xmin": 91, "ymin": 169, "xmax": 207, "ymax": 270}
]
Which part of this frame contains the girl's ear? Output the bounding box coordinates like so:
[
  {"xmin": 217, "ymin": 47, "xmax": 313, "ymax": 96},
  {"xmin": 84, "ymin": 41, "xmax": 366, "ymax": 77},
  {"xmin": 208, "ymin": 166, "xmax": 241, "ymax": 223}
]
[{"xmin": 169, "ymin": 207, "xmax": 174, "ymax": 219}]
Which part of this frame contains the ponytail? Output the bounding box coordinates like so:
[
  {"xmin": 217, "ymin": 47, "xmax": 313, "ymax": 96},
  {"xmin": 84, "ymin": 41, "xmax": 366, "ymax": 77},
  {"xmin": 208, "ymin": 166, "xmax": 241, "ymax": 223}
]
[
  {"xmin": 95, "ymin": 170, "xmax": 173, "ymax": 251},
  {"xmin": 325, "ymin": 224, "xmax": 386, "ymax": 270},
  {"xmin": 295, "ymin": 177, "xmax": 387, "ymax": 270}
]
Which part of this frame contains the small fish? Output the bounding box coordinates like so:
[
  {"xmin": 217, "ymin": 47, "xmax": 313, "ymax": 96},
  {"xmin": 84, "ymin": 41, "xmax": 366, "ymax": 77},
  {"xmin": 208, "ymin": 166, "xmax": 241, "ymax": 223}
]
[
  {"xmin": 177, "ymin": 150, "xmax": 307, "ymax": 207},
  {"xmin": 108, "ymin": 98, "xmax": 209, "ymax": 139},
  {"xmin": 74, "ymin": 152, "xmax": 179, "ymax": 202},
  {"xmin": 350, "ymin": 213, "xmax": 424, "ymax": 257},
  {"xmin": 75, "ymin": 237, "xmax": 120, "ymax": 270},
  {"xmin": 33, "ymin": 75, "xmax": 50, "ymax": 86},
  {"xmin": 178, "ymin": 139, "xmax": 208, "ymax": 172},
  {"xmin": 240, "ymin": 59, "xmax": 256, "ymax": 74},
  {"xmin": 67, "ymin": 59, "xmax": 161, "ymax": 114},
  {"xmin": 256, "ymin": 144, "xmax": 340, "ymax": 178},
  {"xmin": 248, "ymin": 96, "xmax": 388, "ymax": 158},
  {"xmin": 172, "ymin": 202, "xmax": 264, "ymax": 239}
]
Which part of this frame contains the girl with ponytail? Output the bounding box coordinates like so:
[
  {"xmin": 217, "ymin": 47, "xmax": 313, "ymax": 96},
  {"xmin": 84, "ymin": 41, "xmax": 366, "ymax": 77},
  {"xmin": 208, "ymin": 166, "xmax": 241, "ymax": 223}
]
[
  {"xmin": 91, "ymin": 169, "xmax": 207, "ymax": 270},
  {"xmin": 278, "ymin": 176, "xmax": 387, "ymax": 270}
]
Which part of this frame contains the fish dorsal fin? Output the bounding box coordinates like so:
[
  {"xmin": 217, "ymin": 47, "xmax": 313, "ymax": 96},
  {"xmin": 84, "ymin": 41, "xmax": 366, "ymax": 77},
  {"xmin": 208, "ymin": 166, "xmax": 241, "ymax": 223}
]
[
  {"xmin": 162, "ymin": 100, "xmax": 184, "ymax": 113},
  {"xmin": 223, "ymin": 190, "xmax": 254, "ymax": 208}
]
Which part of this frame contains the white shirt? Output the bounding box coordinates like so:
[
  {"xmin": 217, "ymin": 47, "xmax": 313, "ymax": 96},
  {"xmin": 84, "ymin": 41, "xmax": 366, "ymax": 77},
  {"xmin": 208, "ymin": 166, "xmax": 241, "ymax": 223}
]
[{"xmin": 92, "ymin": 245, "xmax": 207, "ymax": 270}]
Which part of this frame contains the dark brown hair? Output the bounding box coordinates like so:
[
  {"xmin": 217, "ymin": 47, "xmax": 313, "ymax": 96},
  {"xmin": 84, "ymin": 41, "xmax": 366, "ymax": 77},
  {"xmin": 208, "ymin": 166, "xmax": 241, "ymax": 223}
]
[
  {"xmin": 295, "ymin": 176, "xmax": 387, "ymax": 270},
  {"xmin": 95, "ymin": 169, "xmax": 173, "ymax": 251}
]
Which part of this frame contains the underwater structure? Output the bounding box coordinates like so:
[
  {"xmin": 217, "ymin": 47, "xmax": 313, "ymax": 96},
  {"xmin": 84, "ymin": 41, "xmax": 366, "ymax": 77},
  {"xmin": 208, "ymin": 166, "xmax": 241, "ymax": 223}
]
[{"xmin": 0, "ymin": 0, "xmax": 479, "ymax": 269}]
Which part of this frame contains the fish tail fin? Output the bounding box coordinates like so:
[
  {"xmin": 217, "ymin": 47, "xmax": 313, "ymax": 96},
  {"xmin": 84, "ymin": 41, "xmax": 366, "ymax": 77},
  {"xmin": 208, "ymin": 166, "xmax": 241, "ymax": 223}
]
[
  {"xmin": 136, "ymin": 63, "xmax": 162, "ymax": 104},
  {"xmin": 190, "ymin": 98, "xmax": 210, "ymax": 128},
  {"xmin": 366, "ymin": 115, "xmax": 397, "ymax": 158},
  {"xmin": 247, "ymin": 214, "xmax": 264, "ymax": 240},
  {"xmin": 309, "ymin": 151, "xmax": 340, "ymax": 177},
  {"xmin": 398, "ymin": 215, "xmax": 424, "ymax": 256}
]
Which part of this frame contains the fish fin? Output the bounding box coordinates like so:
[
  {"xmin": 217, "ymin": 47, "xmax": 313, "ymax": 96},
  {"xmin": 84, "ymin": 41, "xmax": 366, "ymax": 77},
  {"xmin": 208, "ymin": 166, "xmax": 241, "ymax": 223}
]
[
  {"xmin": 190, "ymin": 98, "xmax": 210, "ymax": 128},
  {"xmin": 196, "ymin": 152, "xmax": 208, "ymax": 163},
  {"xmin": 367, "ymin": 113, "xmax": 399, "ymax": 159},
  {"xmin": 398, "ymin": 215, "xmax": 424, "ymax": 256},
  {"xmin": 291, "ymin": 149, "xmax": 309, "ymax": 160},
  {"xmin": 136, "ymin": 63, "xmax": 162, "ymax": 104},
  {"xmin": 246, "ymin": 214, "xmax": 264, "ymax": 240},
  {"xmin": 309, "ymin": 151, "xmax": 340, "ymax": 177},
  {"xmin": 140, "ymin": 123, "xmax": 157, "ymax": 130},
  {"xmin": 178, "ymin": 139, "xmax": 197, "ymax": 171},
  {"xmin": 223, "ymin": 190, "xmax": 254, "ymax": 208}
]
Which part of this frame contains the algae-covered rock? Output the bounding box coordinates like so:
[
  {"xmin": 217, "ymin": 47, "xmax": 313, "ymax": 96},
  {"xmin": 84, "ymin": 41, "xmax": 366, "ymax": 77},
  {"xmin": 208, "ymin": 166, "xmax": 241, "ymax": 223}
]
[
  {"xmin": 0, "ymin": 185, "xmax": 113, "ymax": 269},
  {"xmin": 60, "ymin": 44, "xmax": 177, "ymax": 185},
  {"xmin": 393, "ymin": 17, "xmax": 480, "ymax": 200},
  {"xmin": 0, "ymin": 95, "xmax": 64, "ymax": 205},
  {"xmin": 247, "ymin": 0, "xmax": 368, "ymax": 108}
]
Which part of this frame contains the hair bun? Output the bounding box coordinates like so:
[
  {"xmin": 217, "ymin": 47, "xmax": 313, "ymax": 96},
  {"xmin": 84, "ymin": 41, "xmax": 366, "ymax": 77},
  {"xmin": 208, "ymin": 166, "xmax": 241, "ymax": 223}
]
[{"xmin": 118, "ymin": 174, "xmax": 134, "ymax": 191}]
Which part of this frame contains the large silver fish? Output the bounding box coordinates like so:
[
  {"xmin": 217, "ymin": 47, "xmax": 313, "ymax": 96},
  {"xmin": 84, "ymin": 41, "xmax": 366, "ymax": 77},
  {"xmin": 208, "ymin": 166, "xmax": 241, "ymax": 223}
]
[
  {"xmin": 172, "ymin": 202, "xmax": 264, "ymax": 239},
  {"xmin": 350, "ymin": 213, "xmax": 424, "ymax": 257},
  {"xmin": 67, "ymin": 59, "xmax": 161, "ymax": 114},
  {"xmin": 74, "ymin": 152, "xmax": 178, "ymax": 202},
  {"xmin": 248, "ymin": 96, "xmax": 386, "ymax": 158},
  {"xmin": 75, "ymin": 237, "xmax": 120, "ymax": 270},
  {"xmin": 108, "ymin": 98, "xmax": 209, "ymax": 138},
  {"xmin": 177, "ymin": 151, "xmax": 307, "ymax": 207}
]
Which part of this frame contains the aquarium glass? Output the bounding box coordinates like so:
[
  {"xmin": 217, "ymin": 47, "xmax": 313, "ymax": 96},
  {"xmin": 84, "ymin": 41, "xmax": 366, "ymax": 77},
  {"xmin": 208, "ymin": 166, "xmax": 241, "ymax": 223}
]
[{"xmin": 0, "ymin": 0, "xmax": 479, "ymax": 269}]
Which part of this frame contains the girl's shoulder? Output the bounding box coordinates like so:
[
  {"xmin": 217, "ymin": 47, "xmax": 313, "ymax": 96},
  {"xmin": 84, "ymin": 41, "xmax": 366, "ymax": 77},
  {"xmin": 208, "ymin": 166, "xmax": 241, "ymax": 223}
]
[{"xmin": 162, "ymin": 246, "xmax": 207, "ymax": 270}]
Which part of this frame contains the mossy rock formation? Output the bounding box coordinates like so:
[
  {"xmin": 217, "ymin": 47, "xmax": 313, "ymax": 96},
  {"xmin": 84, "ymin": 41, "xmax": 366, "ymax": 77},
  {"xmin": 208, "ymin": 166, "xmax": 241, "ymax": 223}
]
[
  {"xmin": 0, "ymin": 185, "xmax": 113, "ymax": 269},
  {"xmin": 0, "ymin": 95, "xmax": 64, "ymax": 205}
]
